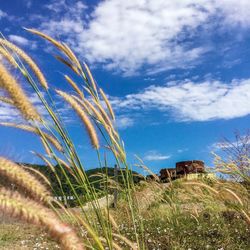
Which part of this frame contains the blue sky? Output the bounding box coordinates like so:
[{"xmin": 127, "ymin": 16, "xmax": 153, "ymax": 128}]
[{"xmin": 0, "ymin": 0, "xmax": 250, "ymax": 174}]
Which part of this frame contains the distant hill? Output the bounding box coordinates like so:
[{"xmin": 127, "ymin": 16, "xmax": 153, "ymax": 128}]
[{"xmin": 1, "ymin": 163, "xmax": 142, "ymax": 197}]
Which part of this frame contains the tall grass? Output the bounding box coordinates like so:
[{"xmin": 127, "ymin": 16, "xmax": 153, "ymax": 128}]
[
  {"xmin": 0, "ymin": 29, "xmax": 249, "ymax": 250},
  {"xmin": 0, "ymin": 29, "xmax": 143, "ymax": 249}
]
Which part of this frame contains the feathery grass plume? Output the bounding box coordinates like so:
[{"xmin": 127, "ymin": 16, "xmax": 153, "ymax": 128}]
[
  {"xmin": 0, "ymin": 62, "xmax": 41, "ymax": 121},
  {"xmin": 56, "ymin": 90, "xmax": 99, "ymax": 149},
  {"xmin": 57, "ymin": 158, "xmax": 77, "ymax": 179},
  {"xmin": 0, "ymin": 157, "xmax": 51, "ymax": 203},
  {"xmin": 0, "ymin": 96, "xmax": 14, "ymax": 105},
  {"xmin": 25, "ymin": 29, "xmax": 65, "ymax": 52},
  {"xmin": 0, "ymin": 188, "xmax": 84, "ymax": 250},
  {"xmin": 74, "ymin": 96, "xmax": 106, "ymax": 125},
  {"xmin": 83, "ymin": 99, "xmax": 105, "ymax": 124},
  {"xmin": 107, "ymin": 128, "xmax": 126, "ymax": 161},
  {"xmin": 93, "ymin": 99, "xmax": 113, "ymax": 129},
  {"xmin": 65, "ymin": 75, "xmax": 84, "ymax": 99},
  {"xmin": 83, "ymin": 63, "xmax": 98, "ymax": 95},
  {"xmin": 31, "ymin": 151, "xmax": 56, "ymax": 174},
  {"xmin": 87, "ymin": 100, "xmax": 120, "ymax": 141},
  {"xmin": 0, "ymin": 46, "xmax": 18, "ymax": 67},
  {"xmin": 55, "ymin": 55, "xmax": 80, "ymax": 75},
  {"xmin": 0, "ymin": 122, "xmax": 63, "ymax": 152},
  {"xmin": 23, "ymin": 165, "xmax": 52, "ymax": 188},
  {"xmin": 0, "ymin": 39, "xmax": 48, "ymax": 89},
  {"xmin": 79, "ymin": 97, "xmax": 118, "ymax": 140},
  {"xmin": 26, "ymin": 28, "xmax": 82, "ymax": 71},
  {"xmin": 40, "ymin": 137, "xmax": 52, "ymax": 156},
  {"xmin": 62, "ymin": 43, "xmax": 83, "ymax": 72},
  {"xmin": 99, "ymin": 88, "xmax": 115, "ymax": 121},
  {"xmin": 83, "ymin": 86, "xmax": 92, "ymax": 96},
  {"xmin": 72, "ymin": 96, "xmax": 90, "ymax": 113}
]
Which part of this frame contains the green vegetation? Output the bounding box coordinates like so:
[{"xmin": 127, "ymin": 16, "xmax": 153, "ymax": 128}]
[{"xmin": 0, "ymin": 29, "xmax": 249, "ymax": 249}]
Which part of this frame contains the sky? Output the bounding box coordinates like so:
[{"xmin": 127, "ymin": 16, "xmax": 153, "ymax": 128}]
[{"xmin": 0, "ymin": 0, "xmax": 250, "ymax": 174}]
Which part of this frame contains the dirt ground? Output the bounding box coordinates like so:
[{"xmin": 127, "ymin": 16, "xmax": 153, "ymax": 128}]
[{"xmin": 0, "ymin": 212, "xmax": 58, "ymax": 250}]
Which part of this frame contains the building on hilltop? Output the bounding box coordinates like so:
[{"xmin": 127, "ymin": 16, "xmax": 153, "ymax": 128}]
[{"xmin": 158, "ymin": 160, "xmax": 215, "ymax": 182}]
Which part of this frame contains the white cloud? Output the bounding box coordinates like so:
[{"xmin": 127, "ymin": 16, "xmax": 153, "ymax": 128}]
[
  {"xmin": 177, "ymin": 148, "xmax": 189, "ymax": 153},
  {"xmin": 36, "ymin": 0, "xmax": 250, "ymax": 75},
  {"xmin": 0, "ymin": 104, "xmax": 20, "ymax": 122},
  {"xmin": 216, "ymin": 0, "xmax": 250, "ymax": 27},
  {"xmin": 111, "ymin": 79, "xmax": 250, "ymax": 122},
  {"xmin": 144, "ymin": 151, "xmax": 171, "ymax": 161},
  {"xmin": 0, "ymin": 9, "xmax": 17, "ymax": 22},
  {"xmin": 45, "ymin": 0, "xmax": 86, "ymax": 13},
  {"xmin": 39, "ymin": 0, "xmax": 86, "ymax": 35},
  {"xmin": 0, "ymin": 10, "xmax": 7, "ymax": 19},
  {"xmin": 82, "ymin": 0, "xmax": 212, "ymax": 75},
  {"xmin": 115, "ymin": 116, "xmax": 134, "ymax": 129},
  {"xmin": 9, "ymin": 35, "xmax": 29, "ymax": 47}
]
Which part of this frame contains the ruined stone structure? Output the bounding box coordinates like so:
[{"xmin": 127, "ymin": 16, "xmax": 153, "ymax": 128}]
[
  {"xmin": 159, "ymin": 160, "xmax": 205, "ymax": 182},
  {"xmin": 159, "ymin": 168, "xmax": 176, "ymax": 181},
  {"xmin": 176, "ymin": 160, "xmax": 205, "ymax": 175}
]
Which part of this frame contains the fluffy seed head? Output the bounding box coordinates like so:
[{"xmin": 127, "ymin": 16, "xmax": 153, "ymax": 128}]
[
  {"xmin": 73, "ymin": 96, "xmax": 105, "ymax": 125},
  {"xmin": 93, "ymin": 99, "xmax": 113, "ymax": 129},
  {"xmin": 0, "ymin": 188, "xmax": 84, "ymax": 250},
  {"xmin": 65, "ymin": 75, "xmax": 84, "ymax": 99},
  {"xmin": 0, "ymin": 62, "xmax": 41, "ymax": 121},
  {"xmin": 0, "ymin": 39, "xmax": 48, "ymax": 89},
  {"xmin": 83, "ymin": 63, "xmax": 98, "ymax": 95},
  {"xmin": 0, "ymin": 46, "xmax": 18, "ymax": 67},
  {"xmin": 56, "ymin": 90, "xmax": 99, "ymax": 149},
  {"xmin": 26, "ymin": 29, "xmax": 82, "ymax": 71},
  {"xmin": 0, "ymin": 157, "xmax": 51, "ymax": 203},
  {"xmin": 99, "ymin": 88, "xmax": 115, "ymax": 121}
]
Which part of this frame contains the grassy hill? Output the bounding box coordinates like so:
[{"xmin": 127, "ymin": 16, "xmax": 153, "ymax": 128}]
[{"xmin": 3, "ymin": 163, "xmax": 143, "ymax": 197}]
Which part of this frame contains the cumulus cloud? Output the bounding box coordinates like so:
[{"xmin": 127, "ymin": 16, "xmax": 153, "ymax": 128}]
[
  {"xmin": 82, "ymin": 0, "xmax": 212, "ymax": 75},
  {"xmin": 36, "ymin": 0, "xmax": 250, "ymax": 75},
  {"xmin": 144, "ymin": 150, "xmax": 171, "ymax": 161},
  {"xmin": 111, "ymin": 79, "xmax": 250, "ymax": 122}
]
